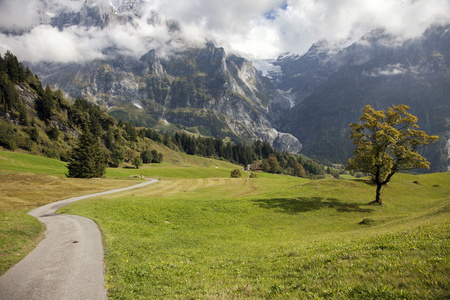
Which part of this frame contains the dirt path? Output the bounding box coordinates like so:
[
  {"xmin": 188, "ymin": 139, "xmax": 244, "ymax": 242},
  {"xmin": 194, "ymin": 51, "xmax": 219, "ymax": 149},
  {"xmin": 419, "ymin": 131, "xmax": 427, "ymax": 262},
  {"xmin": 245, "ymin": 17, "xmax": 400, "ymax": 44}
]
[{"xmin": 0, "ymin": 179, "xmax": 157, "ymax": 300}]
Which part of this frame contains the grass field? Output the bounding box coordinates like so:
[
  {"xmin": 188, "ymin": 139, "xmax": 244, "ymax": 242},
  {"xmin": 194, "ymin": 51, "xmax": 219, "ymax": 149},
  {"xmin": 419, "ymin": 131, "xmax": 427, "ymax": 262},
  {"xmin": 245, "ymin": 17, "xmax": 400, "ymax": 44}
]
[
  {"xmin": 0, "ymin": 150, "xmax": 241, "ymax": 275},
  {"xmin": 60, "ymin": 172, "xmax": 450, "ymax": 299},
  {"xmin": 1, "ymin": 150, "xmax": 449, "ymax": 298}
]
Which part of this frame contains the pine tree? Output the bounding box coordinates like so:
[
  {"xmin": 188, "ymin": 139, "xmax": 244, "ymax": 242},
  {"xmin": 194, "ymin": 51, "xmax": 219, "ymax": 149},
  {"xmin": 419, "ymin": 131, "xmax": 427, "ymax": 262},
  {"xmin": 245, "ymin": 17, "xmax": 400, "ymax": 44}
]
[
  {"xmin": 4, "ymin": 51, "xmax": 20, "ymax": 83},
  {"xmin": 37, "ymin": 85, "xmax": 56, "ymax": 122},
  {"xmin": 124, "ymin": 121, "xmax": 137, "ymax": 142},
  {"xmin": 67, "ymin": 129, "xmax": 106, "ymax": 178}
]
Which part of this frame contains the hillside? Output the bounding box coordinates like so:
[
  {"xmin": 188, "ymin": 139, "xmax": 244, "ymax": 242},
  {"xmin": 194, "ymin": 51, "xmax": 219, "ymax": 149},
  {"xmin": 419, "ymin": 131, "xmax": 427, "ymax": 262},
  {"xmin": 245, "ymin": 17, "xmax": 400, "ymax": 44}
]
[{"xmin": 60, "ymin": 170, "xmax": 450, "ymax": 299}]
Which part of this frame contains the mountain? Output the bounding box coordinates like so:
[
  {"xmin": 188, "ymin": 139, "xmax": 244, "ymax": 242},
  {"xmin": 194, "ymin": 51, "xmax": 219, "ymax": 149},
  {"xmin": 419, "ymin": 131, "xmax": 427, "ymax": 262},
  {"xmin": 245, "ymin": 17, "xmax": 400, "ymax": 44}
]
[
  {"xmin": 2, "ymin": 52, "xmax": 328, "ymax": 177},
  {"xmin": 30, "ymin": 43, "xmax": 302, "ymax": 153},
  {"xmin": 6, "ymin": 0, "xmax": 448, "ymax": 171},
  {"xmin": 3, "ymin": 0, "xmax": 300, "ymax": 153},
  {"xmin": 271, "ymin": 26, "xmax": 450, "ymax": 171}
]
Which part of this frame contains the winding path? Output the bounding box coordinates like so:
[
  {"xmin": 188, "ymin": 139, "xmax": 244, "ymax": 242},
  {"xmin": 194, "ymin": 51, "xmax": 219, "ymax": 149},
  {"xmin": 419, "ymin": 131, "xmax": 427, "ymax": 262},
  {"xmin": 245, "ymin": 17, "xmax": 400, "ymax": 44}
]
[{"xmin": 0, "ymin": 179, "xmax": 157, "ymax": 300}]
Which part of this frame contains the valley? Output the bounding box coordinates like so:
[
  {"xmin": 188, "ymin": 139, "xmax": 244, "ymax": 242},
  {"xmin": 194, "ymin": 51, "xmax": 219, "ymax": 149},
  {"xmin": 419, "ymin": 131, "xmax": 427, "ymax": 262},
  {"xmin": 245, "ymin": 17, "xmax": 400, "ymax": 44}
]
[{"xmin": 0, "ymin": 1, "xmax": 449, "ymax": 299}]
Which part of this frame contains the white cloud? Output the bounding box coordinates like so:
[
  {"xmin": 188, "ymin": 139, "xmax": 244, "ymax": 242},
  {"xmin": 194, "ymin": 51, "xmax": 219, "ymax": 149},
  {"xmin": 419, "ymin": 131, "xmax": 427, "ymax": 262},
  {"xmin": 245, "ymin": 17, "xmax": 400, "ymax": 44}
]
[
  {"xmin": 0, "ymin": 0, "xmax": 41, "ymax": 29},
  {"xmin": 0, "ymin": 25, "xmax": 108, "ymax": 63},
  {"xmin": 365, "ymin": 63, "xmax": 410, "ymax": 77},
  {"xmin": 1, "ymin": 0, "xmax": 450, "ymax": 62}
]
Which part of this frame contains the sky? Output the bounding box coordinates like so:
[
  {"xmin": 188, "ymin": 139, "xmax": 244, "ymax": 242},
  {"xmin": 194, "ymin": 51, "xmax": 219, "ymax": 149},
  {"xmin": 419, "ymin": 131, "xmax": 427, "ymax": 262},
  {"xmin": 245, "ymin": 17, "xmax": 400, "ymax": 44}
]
[{"xmin": 0, "ymin": 0, "xmax": 450, "ymax": 63}]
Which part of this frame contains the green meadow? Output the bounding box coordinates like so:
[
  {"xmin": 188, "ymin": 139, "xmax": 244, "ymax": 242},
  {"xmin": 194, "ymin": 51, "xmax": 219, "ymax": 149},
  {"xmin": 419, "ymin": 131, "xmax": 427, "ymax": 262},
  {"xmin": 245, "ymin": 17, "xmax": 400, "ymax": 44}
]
[
  {"xmin": 1, "ymin": 150, "xmax": 449, "ymax": 299},
  {"xmin": 62, "ymin": 174, "xmax": 449, "ymax": 299},
  {"xmin": 0, "ymin": 150, "xmax": 239, "ymax": 274}
]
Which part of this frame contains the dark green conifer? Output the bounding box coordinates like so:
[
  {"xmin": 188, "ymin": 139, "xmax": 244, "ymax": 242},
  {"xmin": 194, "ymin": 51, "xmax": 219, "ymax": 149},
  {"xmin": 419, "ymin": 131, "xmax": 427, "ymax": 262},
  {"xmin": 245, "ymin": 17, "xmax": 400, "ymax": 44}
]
[{"xmin": 67, "ymin": 129, "xmax": 106, "ymax": 178}]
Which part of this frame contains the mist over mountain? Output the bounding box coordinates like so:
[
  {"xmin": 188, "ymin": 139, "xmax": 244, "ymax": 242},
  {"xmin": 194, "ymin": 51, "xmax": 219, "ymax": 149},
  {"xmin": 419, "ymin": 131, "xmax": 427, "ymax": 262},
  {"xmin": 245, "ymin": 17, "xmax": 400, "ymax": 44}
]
[{"xmin": 2, "ymin": 0, "xmax": 450, "ymax": 62}]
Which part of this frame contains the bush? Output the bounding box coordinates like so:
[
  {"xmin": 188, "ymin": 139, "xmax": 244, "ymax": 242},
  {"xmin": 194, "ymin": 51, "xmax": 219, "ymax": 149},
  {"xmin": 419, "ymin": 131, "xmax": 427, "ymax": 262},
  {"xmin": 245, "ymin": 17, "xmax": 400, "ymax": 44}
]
[
  {"xmin": 230, "ymin": 169, "xmax": 242, "ymax": 178},
  {"xmin": 249, "ymin": 172, "xmax": 258, "ymax": 178}
]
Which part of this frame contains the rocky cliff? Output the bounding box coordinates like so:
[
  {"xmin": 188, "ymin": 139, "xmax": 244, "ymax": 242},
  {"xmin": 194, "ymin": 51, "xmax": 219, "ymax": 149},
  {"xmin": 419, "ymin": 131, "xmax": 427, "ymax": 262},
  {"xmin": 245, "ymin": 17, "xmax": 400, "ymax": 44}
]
[{"xmin": 31, "ymin": 43, "xmax": 302, "ymax": 153}]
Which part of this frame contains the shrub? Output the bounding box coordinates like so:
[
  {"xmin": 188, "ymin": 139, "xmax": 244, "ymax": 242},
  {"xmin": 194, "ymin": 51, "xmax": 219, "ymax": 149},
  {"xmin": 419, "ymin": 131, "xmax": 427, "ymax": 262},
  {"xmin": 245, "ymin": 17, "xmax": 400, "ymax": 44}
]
[
  {"xmin": 230, "ymin": 169, "xmax": 242, "ymax": 178},
  {"xmin": 249, "ymin": 172, "xmax": 258, "ymax": 178}
]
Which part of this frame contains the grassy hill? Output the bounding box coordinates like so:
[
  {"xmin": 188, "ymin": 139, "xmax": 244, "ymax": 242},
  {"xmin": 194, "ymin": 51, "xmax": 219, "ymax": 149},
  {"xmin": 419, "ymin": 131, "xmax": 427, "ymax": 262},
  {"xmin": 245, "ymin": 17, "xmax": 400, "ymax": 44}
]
[{"xmin": 1, "ymin": 150, "xmax": 448, "ymax": 299}]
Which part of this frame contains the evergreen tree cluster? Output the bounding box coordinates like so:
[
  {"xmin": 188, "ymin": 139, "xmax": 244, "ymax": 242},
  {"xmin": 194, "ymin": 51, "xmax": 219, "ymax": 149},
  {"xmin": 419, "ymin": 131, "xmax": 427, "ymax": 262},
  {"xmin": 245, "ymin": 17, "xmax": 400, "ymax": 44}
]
[
  {"xmin": 141, "ymin": 130, "xmax": 327, "ymax": 177},
  {"xmin": 0, "ymin": 51, "xmax": 31, "ymax": 126},
  {"xmin": 0, "ymin": 52, "xmax": 165, "ymax": 178}
]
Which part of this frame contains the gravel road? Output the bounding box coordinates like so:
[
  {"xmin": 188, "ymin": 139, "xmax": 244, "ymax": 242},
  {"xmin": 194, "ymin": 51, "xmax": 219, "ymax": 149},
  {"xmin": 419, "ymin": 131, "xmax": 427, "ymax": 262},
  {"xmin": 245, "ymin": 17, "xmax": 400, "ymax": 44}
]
[{"xmin": 0, "ymin": 179, "xmax": 157, "ymax": 300}]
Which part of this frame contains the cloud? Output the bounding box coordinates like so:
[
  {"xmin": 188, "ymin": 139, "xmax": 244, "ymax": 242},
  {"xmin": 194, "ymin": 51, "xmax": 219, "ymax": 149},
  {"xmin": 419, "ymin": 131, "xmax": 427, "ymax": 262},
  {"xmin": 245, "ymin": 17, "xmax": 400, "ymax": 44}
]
[
  {"xmin": 365, "ymin": 63, "xmax": 410, "ymax": 77},
  {"xmin": 0, "ymin": 0, "xmax": 449, "ymax": 62},
  {"xmin": 157, "ymin": 0, "xmax": 450, "ymax": 58},
  {"xmin": 0, "ymin": 0, "xmax": 41, "ymax": 29},
  {"xmin": 0, "ymin": 25, "xmax": 108, "ymax": 63}
]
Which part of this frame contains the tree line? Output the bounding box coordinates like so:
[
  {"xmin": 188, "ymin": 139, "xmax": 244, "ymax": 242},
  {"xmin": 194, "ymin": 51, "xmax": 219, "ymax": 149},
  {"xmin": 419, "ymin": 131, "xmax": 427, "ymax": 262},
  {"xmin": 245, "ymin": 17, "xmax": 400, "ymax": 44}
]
[{"xmin": 140, "ymin": 128, "xmax": 327, "ymax": 177}]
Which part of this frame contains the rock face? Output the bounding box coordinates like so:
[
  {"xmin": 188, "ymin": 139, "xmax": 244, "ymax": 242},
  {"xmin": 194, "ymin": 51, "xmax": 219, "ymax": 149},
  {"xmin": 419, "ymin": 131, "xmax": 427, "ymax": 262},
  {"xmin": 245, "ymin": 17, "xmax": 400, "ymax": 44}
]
[{"xmin": 31, "ymin": 43, "xmax": 302, "ymax": 153}]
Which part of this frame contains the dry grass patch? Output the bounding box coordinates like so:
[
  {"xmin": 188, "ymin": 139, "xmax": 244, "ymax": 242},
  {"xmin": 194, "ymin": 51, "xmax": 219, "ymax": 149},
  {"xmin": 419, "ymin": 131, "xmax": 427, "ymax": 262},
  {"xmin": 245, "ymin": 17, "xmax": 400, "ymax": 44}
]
[{"xmin": 0, "ymin": 171, "xmax": 139, "ymax": 211}]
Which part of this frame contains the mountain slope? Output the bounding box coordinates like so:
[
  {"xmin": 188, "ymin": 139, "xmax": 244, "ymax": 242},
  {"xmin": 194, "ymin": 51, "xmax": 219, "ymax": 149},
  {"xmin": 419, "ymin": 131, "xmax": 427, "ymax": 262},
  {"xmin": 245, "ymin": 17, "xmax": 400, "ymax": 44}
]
[
  {"xmin": 273, "ymin": 26, "xmax": 450, "ymax": 171},
  {"xmin": 30, "ymin": 43, "xmax": 302, "ymax": 153}
]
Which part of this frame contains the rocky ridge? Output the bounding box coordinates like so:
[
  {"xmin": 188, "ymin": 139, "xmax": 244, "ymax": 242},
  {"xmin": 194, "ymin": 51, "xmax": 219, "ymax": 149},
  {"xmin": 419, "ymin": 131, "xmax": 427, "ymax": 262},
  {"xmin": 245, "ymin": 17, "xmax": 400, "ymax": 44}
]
[{"xmin": 32, "ymin": 43, "xmax": 302, "ymax": 153}]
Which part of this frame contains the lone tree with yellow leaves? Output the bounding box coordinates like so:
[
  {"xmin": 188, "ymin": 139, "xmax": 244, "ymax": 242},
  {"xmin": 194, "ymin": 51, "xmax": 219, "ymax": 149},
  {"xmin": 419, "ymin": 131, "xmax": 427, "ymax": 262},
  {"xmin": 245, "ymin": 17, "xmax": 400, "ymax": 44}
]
[{"xmin": 347, "ymin": 104, "xmax": 438, "ymax": 204}]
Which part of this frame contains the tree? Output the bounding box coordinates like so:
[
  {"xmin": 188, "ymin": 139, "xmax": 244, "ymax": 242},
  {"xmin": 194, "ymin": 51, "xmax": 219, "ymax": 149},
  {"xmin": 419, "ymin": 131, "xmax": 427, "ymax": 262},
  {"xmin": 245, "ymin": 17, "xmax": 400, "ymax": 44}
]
[
  {"xmin": 37, "ymin": 85, "xmax": 56, "ymax": 122},
  {"xmin": 249, "ymin": 172, "xmax": 258, "ymax": 178},
  {"xmin": 132, "ymin": 157, "xmax": 143, "ymax": 169},
  {"xmin": 124, "ymin": 121, "xmax": 137, "ymax": 142},
  {"xmin": 67, "ymin": 130, "xmax": 106, "ymax": 178},
  {"xmin": 347, "ymin": 104, "xmax": 438, "ymax": 204},
  {"xmin": 267, "ymin": 155, "xmax": 280, "ymax": 173},
  {"xmin": 151, "ymin": 150, "xmax": 163, "ymax": 163},
  {"xmin": 293, "ymin": 163, "xmax": 307, "ymax": 177},
  {"xmin": 261, "ymin": 160, "xmax": 270, "ymax": 172},
  {"xmin": 46, "ymin": 125, "xmax": 60, "ymax": 140},
  {"xmin": 230, "ymin": 169, "xmax": 242, "ymax": 178},
  {"xmin": 109, "ymin": 146, "xmax": 125, "ymax": 167},
  {"xmin": 140, "ymin": 149, "xmax": 154, "ymax": 163}
]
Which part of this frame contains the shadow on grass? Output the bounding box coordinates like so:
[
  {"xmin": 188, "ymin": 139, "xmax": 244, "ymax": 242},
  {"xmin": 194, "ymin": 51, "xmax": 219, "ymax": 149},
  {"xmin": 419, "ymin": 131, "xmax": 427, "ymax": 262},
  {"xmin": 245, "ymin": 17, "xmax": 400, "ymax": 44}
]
[{"xmin": 253, "ymin": 197, "xmax": 374, "ymax": 214}]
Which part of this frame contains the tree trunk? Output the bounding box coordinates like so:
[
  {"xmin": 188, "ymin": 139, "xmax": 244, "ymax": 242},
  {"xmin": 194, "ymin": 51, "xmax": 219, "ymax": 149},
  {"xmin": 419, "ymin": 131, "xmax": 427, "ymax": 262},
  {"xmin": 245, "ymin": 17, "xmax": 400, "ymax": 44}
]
[{"xmin": 374, "ymin": 183, "xmax": 383, "ymax": 204}]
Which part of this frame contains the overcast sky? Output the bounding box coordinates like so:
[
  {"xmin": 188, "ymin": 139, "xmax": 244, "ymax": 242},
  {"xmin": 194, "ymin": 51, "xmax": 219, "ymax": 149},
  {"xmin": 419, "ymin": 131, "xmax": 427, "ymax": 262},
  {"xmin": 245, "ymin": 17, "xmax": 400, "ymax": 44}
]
[{"xmin": 1, "ymin": 0, "xmax": 450, "ymax": 63}]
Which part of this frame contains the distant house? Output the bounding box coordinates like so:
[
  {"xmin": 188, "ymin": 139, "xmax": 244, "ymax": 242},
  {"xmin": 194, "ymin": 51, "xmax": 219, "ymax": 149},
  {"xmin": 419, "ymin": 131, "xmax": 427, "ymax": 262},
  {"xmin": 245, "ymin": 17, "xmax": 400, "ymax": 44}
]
[{"xmin": 247, "ymin": 164, "xmax": 263, "ymax": 172}]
